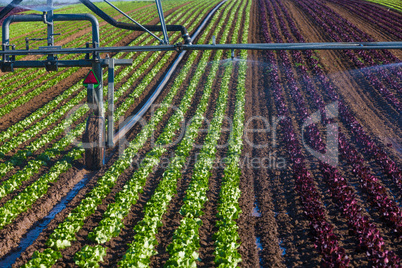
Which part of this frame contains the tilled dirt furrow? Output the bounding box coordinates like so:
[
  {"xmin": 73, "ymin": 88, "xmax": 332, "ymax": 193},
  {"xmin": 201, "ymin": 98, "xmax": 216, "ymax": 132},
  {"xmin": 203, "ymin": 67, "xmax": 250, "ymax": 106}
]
[{"xmin": 245, "ymin": 55, "xmax": 286, "ymax": 267}]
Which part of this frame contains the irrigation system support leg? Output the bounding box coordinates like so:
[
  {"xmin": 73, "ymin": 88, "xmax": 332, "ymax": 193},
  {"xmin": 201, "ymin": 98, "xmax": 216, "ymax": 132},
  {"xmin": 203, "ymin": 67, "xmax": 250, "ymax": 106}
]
[
  {"xmin": 107, "ymin": 58, "xmax": 115, "ymax": 148},
  {"xmin": 84, "ymin": 61, "xmax": 105, "ymax": 170},
  {"xmin": 155, "ymin": 0, "xmax": 169, "ymax": 44},
  {"xmin": 92, "ymin": 61, "xmax": 104, "ymax": 116},
  {"xmin": 83, "ymin": 115, "xmax": 105, "ymax": 170}
]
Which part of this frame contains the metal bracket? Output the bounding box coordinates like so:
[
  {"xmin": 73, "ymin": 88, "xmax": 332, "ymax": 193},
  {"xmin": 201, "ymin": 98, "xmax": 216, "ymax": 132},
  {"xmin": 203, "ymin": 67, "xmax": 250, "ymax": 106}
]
[
  {"xmin": 1, "ymin": 62, "xmax": 14, "ymax": 72},
  {"xmin": 45, "ymin": 57, "xmax": 58, "ymax": 71},
  {"xmin": 93, "ymin": 41, "xmax": 100, "ymax": 61},
  {"xmin": 174, "ymin": 42, "xmax": 184, "ymax": 52},
  {"xmin": 1, "ymin": 43, "xmax": 15, "ymax": 72},
  {"xmin": 85, "ymin": 42, "xmax": 90, "ymax": 60},
  {"xmin": 42, "ymin": 11, "xmax": 53, "ymax": 26},
  {"xmin": 26, "ymin": 37, "xmax": 46, "ymax": 50}
]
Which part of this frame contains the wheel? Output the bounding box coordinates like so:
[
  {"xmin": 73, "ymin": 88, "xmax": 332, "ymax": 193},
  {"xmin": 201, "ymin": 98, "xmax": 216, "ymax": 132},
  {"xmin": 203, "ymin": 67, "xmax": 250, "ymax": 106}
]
[{"xmin": 83, "ymin": 115, "xmax": 105, "ymax": 170}]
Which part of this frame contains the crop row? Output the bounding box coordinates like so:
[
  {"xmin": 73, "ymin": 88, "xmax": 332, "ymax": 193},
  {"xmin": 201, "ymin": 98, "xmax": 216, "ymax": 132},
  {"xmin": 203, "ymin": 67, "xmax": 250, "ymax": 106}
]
[
  {"xmin": 275, "ymin": 0, "xmax": 402, "ymax": 192},
  {"xmin": 264, "ymin": 0, "xmax": 401, "ymax": 265},
  {"xmin": 21, "ymin": 1, "xmax": 223, "ymax": 266},
  {"xmin": 260, "ymin": 0, "xmax": 350, "ymax": 266},
  {"xmin": 212, "ymin": 0, "xmax": 250, "ymax": 266},
  {"xmin": 292, "ymin": 0, "xmax": 401, "ymax": 111},
  {"xmin": 328, "ymin": 0, "xmax": 402, "ymax": 40},
  {"xmin": 0, "ymin": 0, "xmax": 205, "ymax": 185},
  {"xmin": 0, "ymin": 7, "xmax": 157, "ymax": 121},
  {"xmin": 0, "ymin": 0, "xmax": 210, "ymax": 233},
  {"xmin": 117, "ymin": 2, "xmax": 243, "ymax": 267},
  {"xmin": 213, "ymin": 2, "xmax": 250, "ymax": 265},
  {"xmin": 0, "ymin": 148, "xmax": 83, "ymax": 229}
]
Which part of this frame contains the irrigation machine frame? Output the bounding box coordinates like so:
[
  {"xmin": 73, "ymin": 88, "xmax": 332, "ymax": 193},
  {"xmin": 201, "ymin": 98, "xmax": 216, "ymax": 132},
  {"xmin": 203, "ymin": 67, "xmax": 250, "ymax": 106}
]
[{"xmin": 1, "ymin": 0, "xmax": 401, "ymax": 170}]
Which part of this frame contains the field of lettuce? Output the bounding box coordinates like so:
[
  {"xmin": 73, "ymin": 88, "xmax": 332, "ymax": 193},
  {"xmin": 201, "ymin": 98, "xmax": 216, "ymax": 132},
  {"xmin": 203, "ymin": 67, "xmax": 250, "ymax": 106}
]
[{"xmin": 0, "ymin": 0, "xmax": 401, "ymax": 267}]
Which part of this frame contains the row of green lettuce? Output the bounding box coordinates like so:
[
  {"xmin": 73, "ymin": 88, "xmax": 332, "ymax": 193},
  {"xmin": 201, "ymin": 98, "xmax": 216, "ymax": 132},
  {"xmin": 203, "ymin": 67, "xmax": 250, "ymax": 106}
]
[
  {"xmin": 0, "ymin": 5, "xmax": 184, "ymax": 178},
  {"xmin": 16, "ymin": 1, "xmax": 222, "ymax": 267},
  {"xmin": 0, "ymin": 1, "xmax": 209, "ymax": 230},
  {"xmin": 213, "ymin": 0, "xmax": 250, "ymax": 266},
  {"xmin": 163, "ymin": 2, "xmax": 243, "ymax": 266},
  {"xmin": 0, "ymin": 5, "xmax": 181, "ymax": 203},
  {"xmin": 73, "ymin": 0, "xmax": 251, "ymax": 266},
  {"xmin": 72, "ymin": 1, "xmax": 238, "ymax": 267}
]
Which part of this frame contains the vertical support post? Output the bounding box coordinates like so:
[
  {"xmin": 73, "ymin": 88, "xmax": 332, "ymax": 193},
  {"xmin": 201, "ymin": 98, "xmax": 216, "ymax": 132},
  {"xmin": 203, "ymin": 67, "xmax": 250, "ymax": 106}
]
[
  {"xmin": 91, "ymin": 15, "xmax": 103, "ymax": 117},
  {"xmin": 107, "ymin": 58, "xmax": 115, "ymax": 147},
  {"xmin": 155, "ymin": 0, "xmax": 169, "ymax": 45},
  {"xmin": 46, "ymin": 0, "xmax": 55, "ymax": 62},
  {"xmin": 46, "ymin": 0, "xmax": 54, "ymax": 47},
  {"xmin": 87, "ymin": 84, "xmax": 95, "ymax": 109},
  {"xmin": 92, "ymin": 61, "xmax": 103, "ymax": 116}
]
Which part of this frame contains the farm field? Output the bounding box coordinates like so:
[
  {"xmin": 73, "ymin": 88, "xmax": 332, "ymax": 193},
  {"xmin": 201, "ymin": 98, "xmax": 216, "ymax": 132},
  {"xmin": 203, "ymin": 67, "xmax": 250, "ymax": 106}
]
[
  {"xmin": 365, "ymin": 0, "xmax": 402, "ymax": 12},
  {"xmin": 0, "ymin": 0, "xmax": 401, "ymax": 267}
]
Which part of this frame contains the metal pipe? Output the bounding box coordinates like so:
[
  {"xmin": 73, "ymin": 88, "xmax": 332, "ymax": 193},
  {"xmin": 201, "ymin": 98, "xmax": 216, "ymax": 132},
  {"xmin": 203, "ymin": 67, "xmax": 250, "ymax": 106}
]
[
  {"xmin": 79, "ymin": 0, "xmax": 191, "ymax": 44},
  {"xmin": 103, "ymin": 0, "xmax": 163, "ymax": 43},
  {"xmin": 46, "ymin": 0, "xmax": 54, "ymax": 61},
  {"xmin": 2, "ymin": 13, "xmax": 100, "ymax": 46},
  {"xmin": 155, "ymin": 0, "xmax": 169, "ymax": 45},
  {"xmin": 0, "ymin": 58, "xmax": 131, "ymax": 68},
  {"xmin": 0, "ymin": 0, "xmax": 23, "ymax": 22},
  {"xmin": 107, "ymin": 58, "xmax": 115, "ymax": 147},
  {"xmin": 1, "ymin": 41, "xmax": 401, "ymax": 57},
  {"xmin": 54, "ymin": 14, "xmax": 99, "ymax": 45},
  {"xmin": 113, "ymin": 48, "xmax": 186, "ymax": 144},
  {"xmin": 182, "ymin": 42, "xmax": 402, "ymax": 50}
]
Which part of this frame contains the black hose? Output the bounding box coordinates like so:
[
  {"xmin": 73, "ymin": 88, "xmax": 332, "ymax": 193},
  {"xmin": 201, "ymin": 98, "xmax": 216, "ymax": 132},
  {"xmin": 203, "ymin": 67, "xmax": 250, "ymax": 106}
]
[
  {"xmin": 0, "ymin": 0, "xmax": 23, "ymax": 22},
  {"xmin": 79, "ymin": 0, "xmax": 192, "ymax": 44}
]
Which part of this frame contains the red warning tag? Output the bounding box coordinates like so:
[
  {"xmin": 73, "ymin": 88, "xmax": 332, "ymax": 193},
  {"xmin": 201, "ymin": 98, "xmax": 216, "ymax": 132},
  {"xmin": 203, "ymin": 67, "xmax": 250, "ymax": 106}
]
[{"xmin": 83, "ymin": 69, "xmax": 99, "ymax": 87}]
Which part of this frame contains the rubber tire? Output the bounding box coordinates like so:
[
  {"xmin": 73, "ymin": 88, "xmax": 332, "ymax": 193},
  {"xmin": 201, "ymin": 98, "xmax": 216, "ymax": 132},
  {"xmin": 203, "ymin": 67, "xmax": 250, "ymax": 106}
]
[{"xmin": 83, "ymin": 115, "xmax": 105, "ymax": 170}]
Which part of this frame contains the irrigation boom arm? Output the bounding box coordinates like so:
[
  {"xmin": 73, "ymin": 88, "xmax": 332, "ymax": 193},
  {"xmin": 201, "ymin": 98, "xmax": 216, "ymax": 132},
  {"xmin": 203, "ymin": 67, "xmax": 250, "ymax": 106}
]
[
  {"xmin": 0, "ymin": 42, "xmax": 401, "ymax": 58},
  {"xmin": 1, "ymin": 42, "xmax": 401, "ymax": 71}
]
